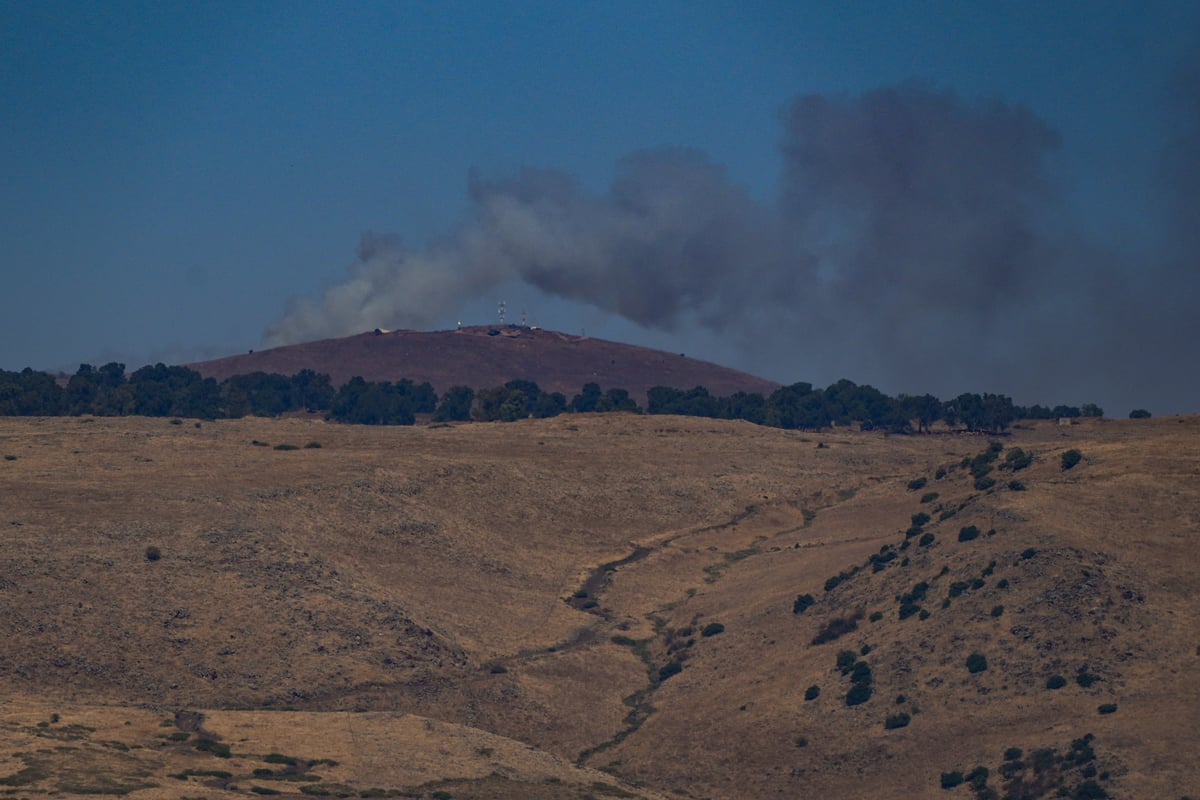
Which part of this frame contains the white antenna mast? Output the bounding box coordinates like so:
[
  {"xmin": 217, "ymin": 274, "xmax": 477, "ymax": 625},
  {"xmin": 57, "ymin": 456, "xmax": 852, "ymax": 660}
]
[{"xmin": 497, "ymin": 300, "xmax": 506, "ymax": 326}]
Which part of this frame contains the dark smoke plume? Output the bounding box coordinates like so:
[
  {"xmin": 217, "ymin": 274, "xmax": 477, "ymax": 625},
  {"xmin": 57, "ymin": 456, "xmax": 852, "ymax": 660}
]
[{"xmin": 266, "ymin": 80, "xmax": 1197, "ymax": 413}]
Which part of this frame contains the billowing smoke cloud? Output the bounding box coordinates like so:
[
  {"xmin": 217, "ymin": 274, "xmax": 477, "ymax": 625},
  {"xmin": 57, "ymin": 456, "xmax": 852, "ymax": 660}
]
[{"xmin": 266, "ymin": 80, "xmax": 1198, "ymax": 413}]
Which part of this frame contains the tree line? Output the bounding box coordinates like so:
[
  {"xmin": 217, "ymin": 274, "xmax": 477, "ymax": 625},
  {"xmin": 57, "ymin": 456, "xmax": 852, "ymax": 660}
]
[{"xmin": 0, "ymin": 362, "xmax": 1114, "ymax": 432}]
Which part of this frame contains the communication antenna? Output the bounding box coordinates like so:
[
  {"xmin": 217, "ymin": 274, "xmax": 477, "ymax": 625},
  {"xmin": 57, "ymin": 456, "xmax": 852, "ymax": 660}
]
[
  {"xmin": 519, "ymin": 308, "xmax": 528, "ymax": 327},
  {"xmin": 497, "ymin": 300, "xmax": 506, "ymax": 326}
]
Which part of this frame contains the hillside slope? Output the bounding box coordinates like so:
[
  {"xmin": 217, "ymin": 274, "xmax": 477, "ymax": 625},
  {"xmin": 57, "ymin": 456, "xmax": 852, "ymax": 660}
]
[
  {"xmin": 187, "ymin": 326, "xmax": 782, "ymax": 403},
  {"xmin": 0, "ymin": 413, "xmax": 1197, "ymax": 799}
]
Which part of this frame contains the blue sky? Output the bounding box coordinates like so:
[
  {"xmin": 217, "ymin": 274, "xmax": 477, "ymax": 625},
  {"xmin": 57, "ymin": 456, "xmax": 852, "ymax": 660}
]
[{"xmin": 2, "ymin": 1, "xmax": 1198, "ymax": 413}]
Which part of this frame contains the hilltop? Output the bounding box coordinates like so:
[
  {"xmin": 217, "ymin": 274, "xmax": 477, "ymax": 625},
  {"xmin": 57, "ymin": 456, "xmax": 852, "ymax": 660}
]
[
  {"xmin": 187, "ymin": 326, "xmax": 781, "ymax": 403},
  {"xmin": 0, "ymin": 412, "xmax": 1197, "ymax": 798}
]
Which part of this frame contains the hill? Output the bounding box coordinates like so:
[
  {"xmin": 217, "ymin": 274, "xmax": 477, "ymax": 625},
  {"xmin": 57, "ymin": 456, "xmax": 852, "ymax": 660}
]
[
  {"xmin": 0, "ymin": 413, "xmax": 1197, "ymax": 799},
  {"xmin": 187, "ymin": 326, "xmax": 781, "ymax": 403}
]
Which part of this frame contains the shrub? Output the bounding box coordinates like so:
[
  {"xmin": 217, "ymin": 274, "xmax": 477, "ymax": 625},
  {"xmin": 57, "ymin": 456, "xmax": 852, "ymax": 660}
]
[
  {"xmin": 958, "ymin": 525, "xmax": 980, "ymax": 542},
  {"xmin": 824, "ymin": 569, "xmax": 858, "ymax": 592},
  {"xmin": 935, "ymin": 467, "xmax": 947, "ymax": 480},
  {"xmin": 918, "ymin": 609, "xmax": 931, "ymax": 620},
  {"xmin": 1128, "ymin": 409, "xmax": 1151, "ymax": 419},
  {"xmin": 264, "ymin": 754, "xmax": 298, "ymax": 765},
  {"xmin": 1076, "ymin": 672, "xmax": 1099, "ymax": 688},
  {"xmin": 960, "ymin": 767, "xmax": 990, "ymax": 795},
  {"xmin": 836, "ymin": 650, "xmax": 858, "ymax": 674},
  {"xmin": 1073, "ymin": 780, "xmax": 1109, "ymax": 799},
  {"xmin": 912, "ymin": 512, "xmax": 931, "ymax": 527},
  {"xmin": 845, "ymin": 683, "xmax": 873, "ymax": 706},
  {"xmin": 920, "ymin": 492, "xmax": 939, "ymax": 504},
  {"xmin": 884, "ymin": 712, "xmax": 911, "ymax": 730},
  {"xmin": 701, "ymin": 622, "xmax": 725, "ymax": 637},
  {"xmin": 966, "ymin": 653, "xmax": 988, "ymax": 673},
  {"xmin": 273, "ymin": 443, "xmax": 300, "ymax": 451},
  {"xmin": 898, "ymin": 602, "xmax": 921, "ymax": 620},
  {"xmin": 918, "ymin": 532, "xmax": 935, "ymax": 547},
  {"xmin": 869, "ymin": 611, "xmax": 883, "ymax": 622},
  {"xmin": 194, "ymin": 738, "xmax": 231, "ymax": 758},
  {"xmin": 1097, "ymin": 703, "xmax": 1117, "ymax": 714},
  {"xmin": 3, "ymin": 454, "xmax": 17, "ymax": 461},
  {"xmin": 991, "ymin": 605, "xmax": 1005, "ymax": 617},
  {"xmin": 1004, "ymin": 747, "xmax": 1023, "ymax": 761},
  {"xmin": 900, "ymin": 581, "xmax": 929, "ymax": 604},
  {"xmin": 905, "ymin": 525, "xmax": 923, "ymax": 539},
  {"xmin": 908, "ymin": 477, "xmax": 928, "ymax": 491},
  {"xmin": 941, "ymin": 771, "xmax": 964, "ymax": 789},
  {"xmin": 974, "ymin": 475, "xmax": 996, "ymax": 491},
  {"xmin": 657, "ymin": 661, "xmax": 682, "ymax": 682},
  {"xmin": 849, "ymin": 661, "xmax": 872, "ymax": 685},
  {"xmin": 145, "ymin": 546, "xmax": 162, "ymax": 561},
  {"xmin": 1008, "ymin": 480, "xmax": 1026, "ymax": 491},
  {"xmin": 1020, "ymin": 548, "xmax": 1038, "ymax": 560},
  {"xmin": 251, "ymin": 788, "xmax": 280, "ymax": 796},
  {"xmin": 997, "ymin": 578, "xmax": 1010, "ymax": 589},
  {"xmin": 948, "ymin": 581, "xmax": 970, "ymax": 598},
  {"xmin": 793, "ymin": 593, "xmax": 815, "ymax": 614},
  {"xmin": 1061, "ymin": 449, "xmax": 1083, "ymax": 470},
  {"xmin": 1003, "ymin": 447, "xmax": 1033, "ymax": 471},
  {"xmin": 811, "ymin": 615, "xmax": 860, "ymax": 645},
  {"xmin": 1046, "ymin": 674, "xmax": 1067, "ymax": 690},
  {"xmin": 805, "ymin": 685, "xmax": 820, "ymax": 701},
  {"xmin": 303, "ymin": 441, "xmax": 322, "ymax": 449}
]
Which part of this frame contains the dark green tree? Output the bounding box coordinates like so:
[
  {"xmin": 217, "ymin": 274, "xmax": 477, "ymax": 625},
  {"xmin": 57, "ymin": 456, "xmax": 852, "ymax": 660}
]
[{"xmin": 433, "ymin": 386, "xmax": 474, "ymax": 421}]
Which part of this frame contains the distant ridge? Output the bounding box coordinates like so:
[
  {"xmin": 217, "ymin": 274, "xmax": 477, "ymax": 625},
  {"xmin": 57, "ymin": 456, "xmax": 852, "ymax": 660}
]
[{"xmin": 188, "ymin": 326, "xmax": 781, "ymax": 403}]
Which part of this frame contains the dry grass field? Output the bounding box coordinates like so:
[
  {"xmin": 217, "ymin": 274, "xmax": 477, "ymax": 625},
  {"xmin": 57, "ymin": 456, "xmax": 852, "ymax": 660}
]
[{"xmin": 1, "ymin": 412, "xmax": 1198, "ymax": 799}]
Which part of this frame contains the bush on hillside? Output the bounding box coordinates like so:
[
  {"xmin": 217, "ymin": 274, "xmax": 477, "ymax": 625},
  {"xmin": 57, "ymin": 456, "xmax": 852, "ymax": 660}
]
[
  {"xmin": 941, "ymin": 771, "xmax": 964, "ymax": 789},
  {"xmin": 1061, "ymin": 449, "xmax": 1083, "ymax": 470},
  {"xmin": 811, "ymin": 615, "xmax": 860, "ymax": 645},
  {"xmin": 793, "ymin": 593, "xmax": 815, "ymax": 614},
  {"xmin": 966, "ymin": 653, "xmax": 988, "ymax": 673},
  {"xmin": 845, "ymin": 683, "xmax": 873, "ymax": 706}
]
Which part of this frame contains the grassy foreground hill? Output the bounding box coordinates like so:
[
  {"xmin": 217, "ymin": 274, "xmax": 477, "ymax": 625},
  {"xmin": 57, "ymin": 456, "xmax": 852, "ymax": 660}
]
[{"xmin": 0, "ymin": 413, "xmax": 1197, "ymax": 799}]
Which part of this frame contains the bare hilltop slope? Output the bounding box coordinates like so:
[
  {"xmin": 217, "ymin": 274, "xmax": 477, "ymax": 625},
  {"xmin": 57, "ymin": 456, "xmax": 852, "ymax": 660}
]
[
  {"xmin": 188, "ymin": 326, "xmax": 782, "ymax": 403},
  {"xmin": 1, "ymin": 413, "xmax": 1198, "ymax": 799}
]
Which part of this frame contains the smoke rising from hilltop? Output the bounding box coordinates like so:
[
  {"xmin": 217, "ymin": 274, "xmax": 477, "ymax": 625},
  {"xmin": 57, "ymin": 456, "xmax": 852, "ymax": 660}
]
[{"xmin": 266, "ymin": 80, "xmax": 1198, "ymax": 412}]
